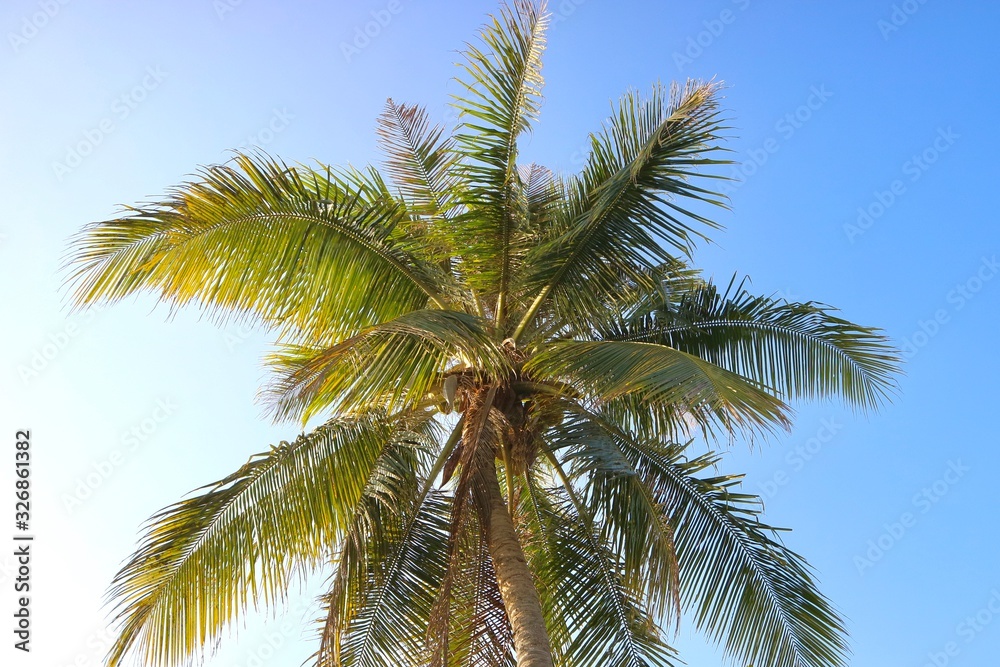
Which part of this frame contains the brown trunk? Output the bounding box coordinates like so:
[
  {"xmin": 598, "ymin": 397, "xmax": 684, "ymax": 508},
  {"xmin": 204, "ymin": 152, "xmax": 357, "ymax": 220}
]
[{"xmin": 480, "ymin": 460, "xmax": 554, "ymax": 667}]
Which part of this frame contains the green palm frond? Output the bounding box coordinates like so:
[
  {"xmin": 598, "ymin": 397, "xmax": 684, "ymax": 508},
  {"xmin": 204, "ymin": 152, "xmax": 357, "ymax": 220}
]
[
  {"xmin": 66, "ymin": 152, "xmax": 448, "ymax": 343},
  {"xmin": 317, "ymin": 418, "xmax": 461, "ymax": 667},
  {"xmin": 608, "ymin": 275, "xmax": 900, "ymax": 410},
  {"xmin": 521, "ymin": 163, "xmax": 563, "ymax": 236},
  {"xmin": 377, "ymin": 99, "xmax": 461, "ymax": 262},
  {"xmin": 506, "ymin": 163, "xmax": 566, "ymax": 339},
  {"xmin": 104, "ymin": 412, "xmax": 429, "ymax": 667},
  {"xmin": 514, "ymin": 81, "xmax": 730, "ymax": 341},
  {"xmin": 378, "ymin": 99, "xmax": 459, "ymax": 220},
  {"xmin": 264, "ymin": 309, "xmax": 512, "ymax": 422},
  {"xmin": 329, "ymin": 487, "xmax": 452, "ymax": 667},
  {"xmin": 427, "ymin": 512, "xmax": 514, "ymax": 667},
  {"xmin": 609, "ymin": 424, "xmax": 849, "ymax": 667},
  {"xmin": 526, "ymin": 340, "xmax": 792, "ymax": 436},
  {"xmin": 556, "ymin": 259, "xmax": 701, "ymax": 338},
  {"xmin": 526, "ymin": 451, "xmax": 680, "ymax": 667},
  {"xmin": 545, "ymin": 407, "xmax": 681, "ymax": 626},
  {"xmin": 451, "ymin": 0, "xmax": 548, "ymax": 325}
]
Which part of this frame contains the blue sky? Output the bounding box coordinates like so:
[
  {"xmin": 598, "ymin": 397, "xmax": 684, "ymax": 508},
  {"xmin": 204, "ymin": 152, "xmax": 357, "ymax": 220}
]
[{"xmin": 1, "ymin": 1, "xmax": 998, "ymax": 665}]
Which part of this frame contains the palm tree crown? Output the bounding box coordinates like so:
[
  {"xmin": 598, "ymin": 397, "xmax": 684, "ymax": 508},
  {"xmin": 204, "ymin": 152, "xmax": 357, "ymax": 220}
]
[{"xmin": 67, "ymin": 2, "xmax": 899, "ymax": 667}]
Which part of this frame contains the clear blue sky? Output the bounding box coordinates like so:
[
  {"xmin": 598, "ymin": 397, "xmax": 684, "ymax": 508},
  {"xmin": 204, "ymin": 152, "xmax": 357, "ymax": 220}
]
[{"xmin": 2, "ymin": 1, "xmax": 998, "ymax": 665}]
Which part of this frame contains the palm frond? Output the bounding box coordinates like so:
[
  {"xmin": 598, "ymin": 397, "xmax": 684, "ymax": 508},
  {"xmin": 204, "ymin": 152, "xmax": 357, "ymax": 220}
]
[
  {"xmin": 526, "ymin": 449, "xmax": 680, "ymax": 667},
  {"xmin": 329, "ymin": 488, "xmax": 453, "ymax": 667},
  {"xmin": 514, "ymin": 81, "xmax": 730, "ymax": 341},
  {"xmin": 317, "ymin": 417, "xmax": 460, "ymax": 667},
  {"xmin": 525, "ymin": 339, "xmax": 791, "ymax": 437},
  {"xmin": 377, "ymin": 99, "xmax": 461, "ymax": 262},
  {"xmin": 607, "ymin": 275, "xmax": 900, "ymax": 410},
  {"xmin": 609, "ymin": 424, "xmax": 849, "ymax": 667},
  {"xmin": 427, "ymin": 512, "xmax": 515, "ymax": 667},
  {"xmin": 104, "ymin": 412, "xmax": 427, "ymax": 667},
  {"xmin": 544, "ymin": 407, "xmax": 681, "ymax": 626},
  {"xmin": 451, "ymin": 0, "xmax": 548, "ymax": 325},
  {"xmin": 65, "ymin": 152, "xmax": 448, "ymax": 343},
  {"xmin": 521, "ymin": 163, "xmax": 563, "ymax": 235}
]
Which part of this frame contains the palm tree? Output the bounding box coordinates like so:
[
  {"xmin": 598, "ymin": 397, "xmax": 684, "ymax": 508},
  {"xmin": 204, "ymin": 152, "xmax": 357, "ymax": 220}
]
[{"xmin": 66, "ymin": 2, "xmax": 898, "ymax": 667}]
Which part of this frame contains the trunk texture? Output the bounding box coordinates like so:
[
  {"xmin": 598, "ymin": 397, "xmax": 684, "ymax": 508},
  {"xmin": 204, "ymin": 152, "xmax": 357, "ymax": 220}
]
[{"xmin": 480, "ymin": 461, "xmax": 554, "ymax": 667}]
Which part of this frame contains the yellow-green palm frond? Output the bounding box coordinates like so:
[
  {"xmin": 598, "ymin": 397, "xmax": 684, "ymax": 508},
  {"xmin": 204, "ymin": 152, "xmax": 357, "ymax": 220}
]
[
  {"xmin": 66, "ymin": 152, "xmax": 449, "ymax": 343},
  {"xmin": 105, "ymin": 412, "xmax": 432, "ymax": 667},
  {"xmin": 377, "ymin": 99, "xmax": 462, "ymax": 263}
]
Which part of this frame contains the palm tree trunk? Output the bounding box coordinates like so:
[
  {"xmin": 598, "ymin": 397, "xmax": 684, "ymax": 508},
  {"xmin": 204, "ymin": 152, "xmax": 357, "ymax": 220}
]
[{"xmin": 481, "ymin": 461, "xmax": 554, "ymax": 667}]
